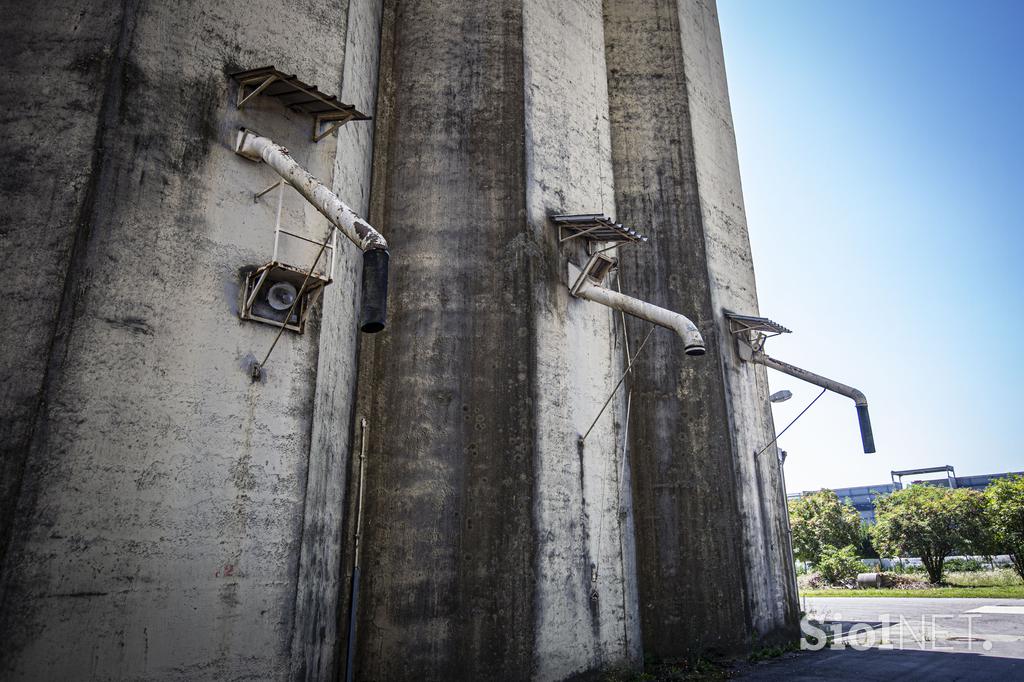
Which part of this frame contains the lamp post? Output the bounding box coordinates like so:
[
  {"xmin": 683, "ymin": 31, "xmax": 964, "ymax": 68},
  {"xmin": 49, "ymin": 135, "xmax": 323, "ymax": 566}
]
[{"xmin": 769, "ymin": 389, "xmax": 800, "ymax": 604}]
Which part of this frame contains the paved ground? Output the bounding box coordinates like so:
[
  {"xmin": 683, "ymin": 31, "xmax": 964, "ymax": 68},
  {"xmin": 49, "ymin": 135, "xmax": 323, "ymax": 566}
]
[{"xmin": 739, "ymin": 597, "xmax": 1024, "ymax": 680}]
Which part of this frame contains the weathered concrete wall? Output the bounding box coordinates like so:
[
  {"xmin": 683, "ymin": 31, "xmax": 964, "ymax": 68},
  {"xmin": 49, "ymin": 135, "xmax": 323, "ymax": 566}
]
[
  {"xmin": 1, "ymin": 0, "xmax": 797, "ymax": 677},
  {"xmin": 0, "ymin": 0, "xmax": 118, "ymax": 573},
  {"xmin": 604, "ymin": 0, "xmax": 799, "ymax": 659},
  {"xmin": 676, "ymin": 0, "xmax": 797, "ymax": 642},
  {"xmin": 349, "ymin": 0, "xmax": 638, "ymax": 678},
  {"xmin": 0, "ymin": 0, "xmax": 363, "ymax": 678}
]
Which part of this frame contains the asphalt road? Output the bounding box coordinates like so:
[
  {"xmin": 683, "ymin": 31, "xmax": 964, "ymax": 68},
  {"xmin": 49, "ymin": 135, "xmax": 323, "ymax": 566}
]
[{"xmin": 739, "ymin": 597, "xmax": 1024, "ymax": 680}]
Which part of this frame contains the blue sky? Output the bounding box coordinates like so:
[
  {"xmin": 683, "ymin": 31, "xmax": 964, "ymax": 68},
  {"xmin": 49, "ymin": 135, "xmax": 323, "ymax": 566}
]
[{"xmin": 717, "ymin": 0, "xmax": 1024, "ymax": 493}]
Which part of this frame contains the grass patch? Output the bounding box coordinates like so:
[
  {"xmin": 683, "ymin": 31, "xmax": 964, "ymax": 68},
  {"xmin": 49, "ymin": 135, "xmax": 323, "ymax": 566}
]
[
  {"xmin": 800, "ymin": 569, "xmax": 1024, "ymax": 598},
  {"xmin": 944, "ymin": 569, "xmax": 1023, "ymax": 587},
  {"xmin": 800, "ymin": 584, "xmax": 1024, "ymax": 598},
  {"xmin": 747, "ymin": 641, "xmax": 799, "ymax": 662}
]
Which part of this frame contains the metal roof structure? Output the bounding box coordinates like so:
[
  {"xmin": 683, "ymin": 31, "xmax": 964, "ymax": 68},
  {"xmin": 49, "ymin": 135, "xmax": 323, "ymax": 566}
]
[
  {"xmin": 891, "ymin": 465, "xmax": 955, "ymax": 477},
  {"xmin": 230, "ymin": 66, "xmax": 370, "ymax": 141},
  {"xmin": 549, "ymin": 214, "xmax": 648, "ymax": 244}
]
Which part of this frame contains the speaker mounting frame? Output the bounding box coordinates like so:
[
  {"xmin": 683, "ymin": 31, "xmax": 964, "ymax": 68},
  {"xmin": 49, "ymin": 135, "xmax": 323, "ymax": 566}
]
[{"xmin": 240, "ymin": 261, "xmax": 330, "ymax": 333}]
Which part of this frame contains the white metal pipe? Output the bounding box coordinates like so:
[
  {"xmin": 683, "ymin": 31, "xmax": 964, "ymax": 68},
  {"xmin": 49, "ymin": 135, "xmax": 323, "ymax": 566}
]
[
  {"xmin": 569, "ymin": 263, "xmax": 705, "ymax": 356},
  {"xmin": 235, "ymin": 129, "xmax": 387, "ymax": 252},
  {"xmin": 752, "ymin": 352, "xmax": 875, "ymax": 453},
  {"xmin": 753, "ymin": 353, "xmax": 866, "ymax": 406}
]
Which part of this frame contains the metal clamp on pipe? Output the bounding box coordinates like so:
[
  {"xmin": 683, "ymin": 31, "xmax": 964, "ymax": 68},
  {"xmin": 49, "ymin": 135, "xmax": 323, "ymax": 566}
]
[{"xmin": 235, "ymin": 128, "xmax": 389, "ymax": 333}]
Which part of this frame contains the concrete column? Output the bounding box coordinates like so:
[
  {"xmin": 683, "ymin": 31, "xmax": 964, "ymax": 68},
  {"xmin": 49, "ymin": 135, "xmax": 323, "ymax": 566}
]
[
  {"xmin": 0, "ymin": 1, "xmax": 360, "ymax": 678},
  {"xmin": 351, "ymin": 0, "xmax": 638, "ymax": 678},
  {"xmin": 290, "ymin": 1, "xmax": 385, "ymax": 680},
  {"xmin": 604, "ymin": 0, "xmax": 799, "ymax": 659},
  {"xmin": 524, "ymin": 0, "xmax": 642, "ymax": 676}
]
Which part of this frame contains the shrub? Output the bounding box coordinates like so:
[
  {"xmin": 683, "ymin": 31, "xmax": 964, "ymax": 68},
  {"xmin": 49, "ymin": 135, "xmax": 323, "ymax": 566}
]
[
  {"xmin": 816, "ymin": 544, "xmax": 865, "ymax": 585},
  {"xmin": 884, "ymin": 573, "xmax": 931, "ymax": 590},
  {"xmin": 944, "ymin": 558, "xmax": 985, "ymax": 573}
]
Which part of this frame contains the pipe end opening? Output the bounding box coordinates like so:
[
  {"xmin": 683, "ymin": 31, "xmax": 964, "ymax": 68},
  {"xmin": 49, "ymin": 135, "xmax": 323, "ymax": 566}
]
[{"xmin": 685, "ymin": 345, "xmax": 707, "ymax": 357}]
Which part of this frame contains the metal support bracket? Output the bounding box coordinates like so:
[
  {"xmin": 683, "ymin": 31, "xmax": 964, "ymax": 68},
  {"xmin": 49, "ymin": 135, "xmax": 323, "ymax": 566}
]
[
  {"xmin": 313, "ymin": 112, "xmax": 355, "ymax": 142},
  {"xmin": 237, "ymin": 74, "xmax": 278, "ymax": 109},
  {"xmin": 253, "ymin": 178, "xmax": 338, "ymax": 282}
]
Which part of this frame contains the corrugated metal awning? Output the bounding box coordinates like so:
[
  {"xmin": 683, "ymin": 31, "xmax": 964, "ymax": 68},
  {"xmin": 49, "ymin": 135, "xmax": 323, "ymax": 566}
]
[
  {"xmin": 549, "ymin": 214, "xmax": 648, "ymax": 244},
  {"xmin": 230, "ymin": 66, "xmax": 369, "ymax": 141},
  {"xmin": 724, "ymin": 310, "xmax": 792, "ymax": 335}
]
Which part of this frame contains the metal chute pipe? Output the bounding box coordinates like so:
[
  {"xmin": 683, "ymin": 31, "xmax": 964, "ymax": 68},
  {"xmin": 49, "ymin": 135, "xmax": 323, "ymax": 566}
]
[
  {"xmin": 235, "ymin": 129, "xmax": 387, "ymax": 252},
  {"xmin": 856, "ymin": 404, "xmax": 875, "ymax": 455},
  {"xmin": 235, "ymin": 129, "xmax": 389, "ymax": 333},
  {"xmin": 569, "ymin": 264, "xmax": 705, "ymax": 355},
  {"xmin": 359, "ymin": 249, "xmax": 389, "ymax": 333},
  {"xmin": 753, "ymin": 352, "xmax": 876, "ymax": 453}
]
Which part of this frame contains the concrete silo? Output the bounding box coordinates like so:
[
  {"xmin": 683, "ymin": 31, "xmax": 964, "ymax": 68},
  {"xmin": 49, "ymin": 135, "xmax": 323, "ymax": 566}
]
[{"xmin": 0, "ymin": 0, "xmax": 797, "ymax": 679}]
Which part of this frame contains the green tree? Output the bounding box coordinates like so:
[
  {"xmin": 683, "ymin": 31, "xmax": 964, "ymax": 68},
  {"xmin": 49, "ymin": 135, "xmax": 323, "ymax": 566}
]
[
  {"xmin": 788, "ymin": 490, "xmax": 861, "ymax": 564},
  {"xmin": 986, "ymin": 475, "xmax": 1024, "ymax": 580},
  {"xmin": 871, "ymin": 485, "xmax": 989, "ymax": 584}
]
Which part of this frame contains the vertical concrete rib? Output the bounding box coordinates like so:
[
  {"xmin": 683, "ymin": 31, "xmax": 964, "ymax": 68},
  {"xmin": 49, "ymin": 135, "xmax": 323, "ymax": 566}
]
[
  {"xmin": 353, "ymin": 0, "xmax": 537, "ymax": 678},
  {"xmin": 353, "ymin": 0, "xmax": 641, "ymax": 677},
  {"xmin": 524, "ymin": 0, "xmax": 641, "ymax": 676},
  {"xmin": 604, "ymin": 0, "xmax": 798, "ymax": 659},
  {"xmin": 291, "ymin": 1, "xmax": 385, "ymax": 679},
  {"xmin": 675, "ymin": 0, "xmax": 799, "ymax": 639}
]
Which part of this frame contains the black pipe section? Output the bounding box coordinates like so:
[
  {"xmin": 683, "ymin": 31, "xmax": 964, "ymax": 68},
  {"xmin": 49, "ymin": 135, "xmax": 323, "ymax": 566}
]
[
  {"xmin": 359, "ymin": 249, "xmax": 389, "ymax": 333},
  {"xmin": 857, "ymin": 404, "xmax": 876, "ymax": 454}
]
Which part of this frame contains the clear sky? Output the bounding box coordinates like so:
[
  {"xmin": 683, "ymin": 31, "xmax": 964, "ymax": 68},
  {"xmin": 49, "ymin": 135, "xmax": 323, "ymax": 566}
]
[{"xmin": 717, "ymin": 0, "xmax": 1024, "ymax": 493}]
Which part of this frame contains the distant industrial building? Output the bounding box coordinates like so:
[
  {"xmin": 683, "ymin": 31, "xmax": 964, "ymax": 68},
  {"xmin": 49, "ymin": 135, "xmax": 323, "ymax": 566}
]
[{"xmin": 789, "ymin": 465, "xmax": 1024, "ymax": 523}]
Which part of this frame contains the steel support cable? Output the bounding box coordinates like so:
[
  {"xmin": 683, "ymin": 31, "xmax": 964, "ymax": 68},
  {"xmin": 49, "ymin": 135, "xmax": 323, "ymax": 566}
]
[
  {"xmin": 755, "ymin": 387, "xmax": 827, "ymax": 458},
  {"xmin": 592, "ymin": 271, "xmax": 637, "ymax": 590},
  {"xmin": 581, "ymin": 325, "xmax": 655, "ymax": 444}
]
